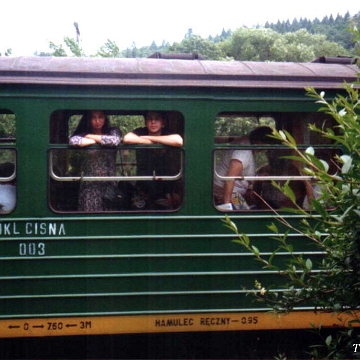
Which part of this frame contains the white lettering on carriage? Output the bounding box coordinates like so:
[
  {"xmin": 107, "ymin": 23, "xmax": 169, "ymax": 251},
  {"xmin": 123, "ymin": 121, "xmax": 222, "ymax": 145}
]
[{"xmin": 0, "ymin": 222, "xmax": 66, "ymax": 236}]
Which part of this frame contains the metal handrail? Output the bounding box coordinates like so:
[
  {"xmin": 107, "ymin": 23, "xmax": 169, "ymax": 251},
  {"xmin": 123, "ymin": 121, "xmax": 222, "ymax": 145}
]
[
  {"xmin": 213, "ymin": 157, "xmax": 313, "ymax": 181},
  {"xmin": 49, "ymin": 150, "xmax": 183, "ymax": 182}
]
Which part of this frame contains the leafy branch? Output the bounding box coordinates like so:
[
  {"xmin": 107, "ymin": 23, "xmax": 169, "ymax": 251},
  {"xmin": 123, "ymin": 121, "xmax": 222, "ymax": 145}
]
[{"xmin": 225, "ymin": 75, "xmax": 360, "ymax": 357}]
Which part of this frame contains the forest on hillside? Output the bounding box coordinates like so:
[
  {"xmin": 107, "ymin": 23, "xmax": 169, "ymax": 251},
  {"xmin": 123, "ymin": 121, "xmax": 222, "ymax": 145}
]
[
  {"xmin": 2, "ymin": 11, "xmax": 360, "ymax": 62},
  {"xmin": 264, "ymin": 11, "xmax": 358, "ymax": 49}
]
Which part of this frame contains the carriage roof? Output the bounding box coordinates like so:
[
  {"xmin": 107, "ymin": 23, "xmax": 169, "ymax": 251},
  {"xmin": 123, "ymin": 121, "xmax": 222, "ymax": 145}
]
[{"xmin": 0, "ymin": 56, "xmax": 358, "ymax": 89}]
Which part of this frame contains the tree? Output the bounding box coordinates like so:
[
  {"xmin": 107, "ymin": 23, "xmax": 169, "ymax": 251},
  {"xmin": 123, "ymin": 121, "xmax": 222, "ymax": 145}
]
[
  {"xmin": 0, "ymin": 49, "xmax": 12, "ymax": 56},
  {"xmin": 168, "ymin": 34, "xmax": 225, "ymax": 60},
  {"xmin": 49, "ymin": 42, "xmax": 67, "ymax": 57},
  {"xmin": 270, "ymin": 39, "xmax": 315, "ymax": 62},
  {"xmin": 277, "ymin": 30, "xmax": 349, "ymax": 61},
  {"xmin": 149, "ymin": 41, "xmax": 157, "ymax": 52},
  {"xmin": 48, "ymin": 37, "xmax": 85, "ymax": 57},
  {"xmin": 64, "ymin": 37, "xmax": 85, "ymax": 57},
  {"xmin": 34, "ymin": 11, "xmax": 358, "ymax": 60},
  {"xmin": 221, "ymin": 28, "xmax": 279, "ymax": 61},
  {"xmin": 223, "ymin": 28, "xmax": 349, "ymax": 62},
  {"xmin": 96, "ymin": 39, "xmax": 121, "ymax": 58},
  {"xmin": 131, "ymin": 41, "xmax": 138, "ymax": 58},
  {"xmin": 265, "ymin": 11, "xmax": 360, "ymax": 52},
  {"xmin": 224, "ymin": 39, "xmax": 360, "ymax": 357}
]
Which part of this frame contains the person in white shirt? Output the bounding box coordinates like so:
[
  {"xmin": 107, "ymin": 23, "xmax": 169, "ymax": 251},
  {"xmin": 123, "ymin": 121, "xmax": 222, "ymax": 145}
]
[{"xmin": 214, "ymin": 126, "xmax": 273, "ymax": 211}]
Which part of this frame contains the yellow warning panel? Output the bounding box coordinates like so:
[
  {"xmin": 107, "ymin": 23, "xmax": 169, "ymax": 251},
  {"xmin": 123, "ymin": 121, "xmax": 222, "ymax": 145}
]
[{"xmin": 0, "ymin": 311, "xmax": 358, "ymax": 338}]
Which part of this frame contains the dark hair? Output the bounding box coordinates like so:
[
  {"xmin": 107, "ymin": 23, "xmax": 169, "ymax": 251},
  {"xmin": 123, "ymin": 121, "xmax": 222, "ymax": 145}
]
[
  {"xmin": 145, "ymin": 110, "xmax": 169, "ymax": 123},
  {"xmin": 144, "ymin": 111, "xmax": 170, "ymax": 133},
  {"xmin": 73, "ymin": 110, "xmax": 111, "ymax": 136},
  {"xmin": 267, "ymin": 148, "xmax": 292, "ymax": 169},
  {"xmin": 249, "ymin": 126, "xmax": 275, "ymax": 144}
]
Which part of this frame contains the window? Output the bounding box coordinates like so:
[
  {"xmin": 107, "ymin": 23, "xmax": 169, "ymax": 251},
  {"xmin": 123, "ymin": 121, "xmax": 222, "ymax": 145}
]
[
  {"xmin": 213, "ymin": 112, "xmax": 339, "ymax": 211},
  {"xmin": 49, "ymin": 110, "xmax": 184, "ymax": 213},
  {"xmin": 0, "ymin": 111, "xmax": 16, "ymax": 214}
]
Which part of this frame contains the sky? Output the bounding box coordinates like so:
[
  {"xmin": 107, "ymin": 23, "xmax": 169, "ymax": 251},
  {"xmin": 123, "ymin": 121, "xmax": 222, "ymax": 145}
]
[{"xmin": 1, "ymin": 0, "xmax": 359, "ymax": 56}]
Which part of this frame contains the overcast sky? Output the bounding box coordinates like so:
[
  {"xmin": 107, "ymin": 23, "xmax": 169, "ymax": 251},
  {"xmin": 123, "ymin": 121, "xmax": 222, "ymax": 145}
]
[{"xmin": 1, "ymin": 0, "xmax": 359, "ymax": 56}]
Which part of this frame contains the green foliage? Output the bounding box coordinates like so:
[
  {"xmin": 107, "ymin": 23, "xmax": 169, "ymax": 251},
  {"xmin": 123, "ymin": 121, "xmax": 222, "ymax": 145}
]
[
  {"xmin": 49, "ymin": 41, "xmax": 68, "ymax": 57},
  {"xmin": 0, "ymin": 149, "xmax": 15, "ymax": 164},
  {"xmin": 120, "ymin": 40, "xmax": 170, "ymax": 58},
  {"xmin": 0, "ymin": 113, "xmax": 16, "ymax": 138},
  {"xmin": 42, "ymin": 12, "xmax": 358, "ymax": 60},
  {"xmin": 225, "ymin": 62, "xmax": 360, "ymax": 357},
  {"xmin": 96, "ymin": 40, "xmax": 121, "ymax": 58},
  {"xmin": 222, "ymin": 28, "xmax": 350, "ymax": 62},
  {"xmin": 167, "ymin": 35, "xmax": 225, "ymax": 60},
  {"xmin": 209, "ymin": 28, "xmax": 233, "ymax": 44},
  {"xmin": 63, "ymin": 37, "xmax": 85, "ymax": 57},
  {"xmin": 0, "ymin": 48, "xmax": 12, "ymax": 56},
  {"xmin": 215, "ymin": 115, "xmax": 275, "ymax": 137},
  {"xmin": 109, "ymin": 115, "xmax": 144, "ymax": 137},
  {"xmin": 222, "ymin": 28, "xmax": 281, "ymax": 61},
  {"xmin": 49, "ymin": 38, "xmax": 85, "ymax": 57},
  {"xmin": 266, "ymin": 11, "xmax": 360, "ymax": 51}
]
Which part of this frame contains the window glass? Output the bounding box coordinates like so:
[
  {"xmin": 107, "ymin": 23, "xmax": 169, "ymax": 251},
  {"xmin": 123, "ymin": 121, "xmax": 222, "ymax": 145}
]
[
  {"xmin": 251, "ymin": 147, "xmax": 340, "ymax": 210},
  {"xmin": 0, "ymin": 110, "xmax": 16, "ymax": 214},
  {"xmin": 49, "ymin": 110, "xmax": 184, "ymax": 213},
  {"xmin": 213, "ymin": 112, "xmax": 339, "ymax": 212},
  {"xmin": 0, "ymin": 112, "xmax": 16, "ymax": 141},
  {"xmin": 215, "ymin": 113, "xmax": 275, "ymax": 144}
]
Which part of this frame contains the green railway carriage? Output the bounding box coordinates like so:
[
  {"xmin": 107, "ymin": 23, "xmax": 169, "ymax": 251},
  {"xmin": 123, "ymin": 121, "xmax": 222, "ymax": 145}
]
[{"xmin": 0, "ymin": 55, "xmax": 358, "ymax": 339}]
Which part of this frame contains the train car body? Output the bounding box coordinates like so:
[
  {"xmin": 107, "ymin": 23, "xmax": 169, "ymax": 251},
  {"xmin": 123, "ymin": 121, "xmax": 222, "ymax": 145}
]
[{"xmin": 0, "ymin": 56, "xmax": 358, "ymax": 339}]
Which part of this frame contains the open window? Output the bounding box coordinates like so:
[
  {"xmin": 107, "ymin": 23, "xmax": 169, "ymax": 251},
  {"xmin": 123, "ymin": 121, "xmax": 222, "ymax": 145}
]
[
  {"xmin": 213, "ymin": 112, "xmax": 340, "ymax": 211},
  {"xmin": 0, "ymin": 110, "xmax": 16, "ymax": 214},
  {"xmin": 49, "ymin": 110, "xmax": 184, "ymax": 213}
]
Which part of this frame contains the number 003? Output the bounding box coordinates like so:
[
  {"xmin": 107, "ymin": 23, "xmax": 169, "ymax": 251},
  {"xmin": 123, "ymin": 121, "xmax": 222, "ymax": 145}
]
[{"xmin": 19, "ymin": 243, "xmax": 45, "ymax": 256}]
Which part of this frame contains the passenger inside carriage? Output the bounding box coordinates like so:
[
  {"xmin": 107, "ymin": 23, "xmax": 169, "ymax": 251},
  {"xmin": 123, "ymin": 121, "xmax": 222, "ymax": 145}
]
[
  {"xmin": 301, "ymin": 150, "xmax": 333, "ymax": 210},
  {"xmin": 69, "ymin": 110, "xmax": 121, "ymax": 212},
  {"xmin": 213, "ymin": 126, "xmax": 274, "ymax": 211},
  {"xmin": 124, "ymin": 111, "xmax": 183, "ymax": 210},
  {"xmin": 253, "ymin": 148, "xmax": 306, "ymax": 210}
]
